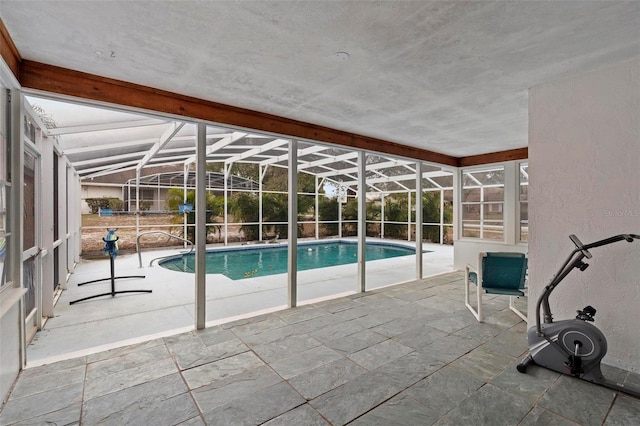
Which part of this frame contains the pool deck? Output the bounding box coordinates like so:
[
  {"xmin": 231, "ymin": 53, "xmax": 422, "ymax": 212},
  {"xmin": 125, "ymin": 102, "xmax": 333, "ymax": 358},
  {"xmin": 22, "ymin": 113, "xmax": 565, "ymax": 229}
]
[
  {"xmin": 27, "ymin": 239, "xmax": 454, "ymax": 364},
  {"xmin": 3, "ymin": 270, "xmax": 639, "ymax": 425}
]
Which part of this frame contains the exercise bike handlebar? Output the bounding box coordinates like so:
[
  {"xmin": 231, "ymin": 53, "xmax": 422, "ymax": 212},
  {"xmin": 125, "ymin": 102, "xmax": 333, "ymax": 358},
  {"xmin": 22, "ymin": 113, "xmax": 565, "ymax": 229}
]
[
  {"xmin": 576, "ymin": 233, "xmax": 638, "ymax": 250},
  {"xmin": 569, "ymin": 234, "xmax": 592, "ymax": 259},
  {"xmin": 536, "ymin": 233, "xmax": 639, "ymax": 336}
]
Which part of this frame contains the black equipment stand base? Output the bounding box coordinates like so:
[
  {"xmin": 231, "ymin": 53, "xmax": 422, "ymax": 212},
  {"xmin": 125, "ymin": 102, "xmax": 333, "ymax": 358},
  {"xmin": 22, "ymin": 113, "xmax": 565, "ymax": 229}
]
[{"xmin": 70, "ymin": 252, "xmax": 151, "ymax": 305}]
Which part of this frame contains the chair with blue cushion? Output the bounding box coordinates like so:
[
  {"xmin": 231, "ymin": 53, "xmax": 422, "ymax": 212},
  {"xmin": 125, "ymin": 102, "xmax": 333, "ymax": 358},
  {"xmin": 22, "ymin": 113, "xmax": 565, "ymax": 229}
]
[{"xmin": 465, "ymin": 252, "xmax": 528, "ymax": 322}]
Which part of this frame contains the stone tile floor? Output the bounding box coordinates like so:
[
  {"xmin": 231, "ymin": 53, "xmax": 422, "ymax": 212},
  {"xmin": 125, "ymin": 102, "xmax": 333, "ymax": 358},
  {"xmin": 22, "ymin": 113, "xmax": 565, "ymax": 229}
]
[{"xmin": 1, "ymin": 271, "xmax": 639, "ymax": 425}]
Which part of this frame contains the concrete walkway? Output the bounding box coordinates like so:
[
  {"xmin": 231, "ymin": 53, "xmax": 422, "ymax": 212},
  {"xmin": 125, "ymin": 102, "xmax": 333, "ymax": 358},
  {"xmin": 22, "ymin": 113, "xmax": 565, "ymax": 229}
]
[{"xmin": 2, "ymin": 271, "xmax": 639, "ymax": 425}]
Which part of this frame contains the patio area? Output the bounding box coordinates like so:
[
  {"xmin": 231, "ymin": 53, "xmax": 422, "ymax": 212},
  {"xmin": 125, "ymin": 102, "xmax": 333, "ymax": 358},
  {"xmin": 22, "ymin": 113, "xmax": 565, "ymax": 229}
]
[
  {"xmin": 3, "ymin": 271, "xmax": 639, "ymax": 425},
  {"xmin": 26, "ymin": 239, "xmax": 455, "ymax": 363}
]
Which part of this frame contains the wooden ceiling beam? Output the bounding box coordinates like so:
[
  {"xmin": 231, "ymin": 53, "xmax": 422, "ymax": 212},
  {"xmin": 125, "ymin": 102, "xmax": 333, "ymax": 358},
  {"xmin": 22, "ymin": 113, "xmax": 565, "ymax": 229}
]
[
  {"xmin": 19, "ymin": 60, "xmax": 460, "ymax": 167},
  {"xmin": 457, "ymin": 147, "xmax": 528, "ymax": 167},
  {"xmin": 0, "ymin": 19, "xmax": 21, "ymax": 79}
]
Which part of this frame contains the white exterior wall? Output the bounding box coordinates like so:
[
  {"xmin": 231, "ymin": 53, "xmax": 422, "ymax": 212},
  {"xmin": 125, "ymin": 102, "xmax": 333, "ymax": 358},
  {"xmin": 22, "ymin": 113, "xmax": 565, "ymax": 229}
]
[
  {"xmin": 80, "ymin": 185, "xmax": 122, "ymax": 214},
  {"xmin": 529, "ymin": 59, "xmax": 640, "ymax": 372},
  {"xmin": 0, "ymin": 301, "xmax": 21, "ymax": 400}
]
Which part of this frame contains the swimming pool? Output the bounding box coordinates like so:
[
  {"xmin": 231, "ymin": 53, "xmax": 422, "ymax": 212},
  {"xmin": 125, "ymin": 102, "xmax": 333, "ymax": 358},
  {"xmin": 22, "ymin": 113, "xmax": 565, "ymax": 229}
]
[{"xmin": 159, "ymin": 241, "xmax": 417, "ymax": 280}]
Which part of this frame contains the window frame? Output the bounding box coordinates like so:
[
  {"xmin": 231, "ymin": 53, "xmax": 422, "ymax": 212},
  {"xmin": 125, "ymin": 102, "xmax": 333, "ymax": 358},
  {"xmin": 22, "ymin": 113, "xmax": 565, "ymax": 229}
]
[
  {"xmin": 460, "ymin": 165, "xmax": 506, "ymax": 241},
  {"xmin": 518, "ymin": 162, "xmax": 529, "ymax": 243}
]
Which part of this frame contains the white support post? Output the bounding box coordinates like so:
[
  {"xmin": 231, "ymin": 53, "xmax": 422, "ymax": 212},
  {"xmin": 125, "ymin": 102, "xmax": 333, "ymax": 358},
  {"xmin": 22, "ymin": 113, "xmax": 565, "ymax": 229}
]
[
  {"xmin": 57, "ymin": 155, "xmax": 68, "ymax": 290},
  {"xmin": 357, "ymin": 151, "xmax": 366, "ymax": 293},
  {"xmin": 11, "ymin": 89, "xmax": 26, "ymax": 368},
  {"xmin": 407, "ymin": 191, "xmax": 412, "ymax": 241},
  {"xmin": 480, "ymin": 185, "xmax": 485, "ymax": 239},
  {"xmin": 453, "ymin": 168, "xmax": 461, "ymax": 242},
  {"xmin": 40, "ymin": 132, "xmax": 54, "ymax": 319},
  {"xmin": 135, "ymin": 169, "xmax": 140, "ymax": 240},
  {"xmin": 338, "ymin": 195, "xmax": 343, "ymax": 238},
  {"xmin": 66, "ymin": 165, "xmax": 74, "ymax": 273},
  {"xmin": 74, "ymin": 172, "xmax": 82, "ymax": 264},
  {"xmin": 74, "ymin": 174, "xmax": 81, "ymax": 264},
  {"xmin": 381, "ymin": 193, "xmax": 385, "ymax": 239},
  {"xmin": 315, "ymin": 177, "xmax": 319, "ymax": 240},
  {"xmin": 440, "ymin": 188, "xmax": 445, "ymax": 244},
  {"xmin": 259, "ymin": 165, "xmax": 263, "ymax": 242},
  {"xmin": 125, "ymin": 181, "xmax": 129, "ymax": 211},
  {"xmin": 68, "ymin": 171, "xmax": 76, "ymax": 266},
  {"xmin": 183, "ymin": 164, "xmax": 188, "ymax": 248},
  {"xmin": 223, "ymin": 163, "xmax": 229, "ymax": 246},
  {"xmin": 415, "ymin": 163, "xmax": 423, "ymax": 280},
  {"xmin": 288, "ymin": 140, "xmax": 298, "ymax": 307},
  {"xmin": 69, "ymin": 169, "xmax": 76, "ymax": 268},
  {"xmin": 195, "ymin": 122, "xmax": 207, "ymax": 329}
]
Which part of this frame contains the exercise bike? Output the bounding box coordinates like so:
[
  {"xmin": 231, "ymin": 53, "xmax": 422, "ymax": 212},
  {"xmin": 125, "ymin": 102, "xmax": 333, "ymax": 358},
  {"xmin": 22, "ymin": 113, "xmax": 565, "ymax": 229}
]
[{"xmin": 517, "ymin": 233, "xmax": 640, "ymax": 398}]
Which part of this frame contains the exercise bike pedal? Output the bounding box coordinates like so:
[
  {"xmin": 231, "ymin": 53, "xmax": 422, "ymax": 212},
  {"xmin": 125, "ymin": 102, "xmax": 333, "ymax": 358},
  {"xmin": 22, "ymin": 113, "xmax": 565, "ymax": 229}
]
[
  {"xmin": 564, "ymin": 355, "xmax": 584, "ymax": 376},
  {"xmin": 576, "ymin": 305, "xmax": 596, "ymax": 322}
]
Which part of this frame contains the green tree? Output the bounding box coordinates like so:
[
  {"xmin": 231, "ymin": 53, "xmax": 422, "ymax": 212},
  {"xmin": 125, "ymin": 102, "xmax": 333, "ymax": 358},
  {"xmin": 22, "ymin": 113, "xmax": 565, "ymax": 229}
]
[
  {"xmin": 339, "ymin": 197, "xmax": 380, "ymax": 236},
  {"xmin": 227, "ymin": 166, "xmax": 318, "ymax": 240},
  {"xmin": 230, "ymin": 163, "xmax": 260, "ymax": 182},
  {"xmin": 421, "ymin": 191, "xmax": 453, "ymax": 243},
  {"xmin": 298, "ymin": 172, "xmax": 316, "ymax": 194},
  {"xmin": 228, "ymin": 192, "xmax": 290, "ymax": 241},
  {"xmin": 165, "ymin": 188, "xmax": 223, "ymax": 243},
  {"xmin": 366, "ymin": 201, "xmax": 381, "ymax": 236},
  {"xmin": 318, "ymin": 196, "xmax": 339, "ymax": 235},
  {"xmin": 262, "ymin": 193, "xmax": 289, "ymax": 238},
  {"xmin": 85, "ymin": 197, "xmax": 122, "ymax": 214},
  {"xmin": 228, "ymin": 192, "xmax": 260, "ymax": 241},
  {"xmin": 384, "ymin": 193, "xmax": 409, "ymax": 239},
  {"xmin": 108, "ymin": 198, "xmax": 124, "ymax": 211},
  {"xmin": 341, "ymin": 197, "xmax": 358, "ymax": 236}
]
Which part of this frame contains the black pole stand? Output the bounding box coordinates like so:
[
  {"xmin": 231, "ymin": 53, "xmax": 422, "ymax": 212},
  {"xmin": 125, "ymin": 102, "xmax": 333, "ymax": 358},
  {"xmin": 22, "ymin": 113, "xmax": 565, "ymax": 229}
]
[{"xmin": 70, "ymin": 236, "xmax": 151, "ymax": 305}]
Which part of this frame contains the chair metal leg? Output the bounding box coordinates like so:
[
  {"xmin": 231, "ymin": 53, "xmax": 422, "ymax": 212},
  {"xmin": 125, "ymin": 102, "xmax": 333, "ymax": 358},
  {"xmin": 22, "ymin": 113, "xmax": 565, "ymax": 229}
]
[
  {"xmin": 509, "ymin": 296, "xmax": 527, "ymax": 322},
  {"xmin": 476, "ymin": 279, "xmax": 483, "ymax": 322},
  {"xmin": 464, "ymin": 265, "xmax": 482, "ymax": 322}
]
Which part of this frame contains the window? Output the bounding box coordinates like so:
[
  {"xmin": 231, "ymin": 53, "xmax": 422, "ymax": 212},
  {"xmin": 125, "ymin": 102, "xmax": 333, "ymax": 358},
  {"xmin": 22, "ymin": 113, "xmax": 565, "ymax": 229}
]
[
  {"xmin": 140, "ymin": 188, "xmax": 154, "ymax": 200},
  {"xmin": 519, "ymin": 163, "xmax": 528, "ymax": 242},
  {"xmin": 461, "ymin": 166, "xmax": 505, "ymax": 240}
]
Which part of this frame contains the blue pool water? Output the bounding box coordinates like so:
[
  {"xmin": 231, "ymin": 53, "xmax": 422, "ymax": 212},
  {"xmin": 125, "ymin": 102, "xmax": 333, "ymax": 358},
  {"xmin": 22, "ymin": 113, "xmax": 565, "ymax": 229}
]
[{"xmin": 159, "ymin": 241, "xmax": 416, "ymax": 280}]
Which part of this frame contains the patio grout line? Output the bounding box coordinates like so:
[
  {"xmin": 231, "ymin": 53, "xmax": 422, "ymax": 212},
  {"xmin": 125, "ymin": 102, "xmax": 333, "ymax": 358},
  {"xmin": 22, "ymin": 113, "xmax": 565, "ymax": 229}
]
[
  {"xmin": 26, "ymin": 325, "xmax": 195, "ymax": 368},
  {"xmin": 168, "ymin": 338, "xmax": 208, "ymax": 425}
]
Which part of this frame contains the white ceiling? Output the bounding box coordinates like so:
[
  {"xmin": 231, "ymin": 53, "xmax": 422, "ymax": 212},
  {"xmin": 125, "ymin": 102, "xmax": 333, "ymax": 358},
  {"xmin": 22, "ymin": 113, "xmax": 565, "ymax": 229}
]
[{"xmin": 3, "ymin": 1, "xmax": 640, "ymax": 157}]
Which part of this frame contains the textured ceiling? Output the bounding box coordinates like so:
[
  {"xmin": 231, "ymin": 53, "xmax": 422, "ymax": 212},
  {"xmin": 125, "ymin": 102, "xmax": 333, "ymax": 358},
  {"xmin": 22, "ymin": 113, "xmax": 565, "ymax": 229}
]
[{"xmin": 2, "ymin": 1, "xmax": 640, "ymax": 157}]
